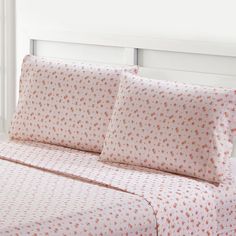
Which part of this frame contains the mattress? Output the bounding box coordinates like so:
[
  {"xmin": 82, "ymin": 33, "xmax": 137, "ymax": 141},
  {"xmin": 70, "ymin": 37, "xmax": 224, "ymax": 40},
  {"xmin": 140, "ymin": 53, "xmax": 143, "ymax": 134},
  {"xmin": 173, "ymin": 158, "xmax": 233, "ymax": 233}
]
[{"xmin": 0, "ymin": 140, "xmax": 236, "ymax": 236}]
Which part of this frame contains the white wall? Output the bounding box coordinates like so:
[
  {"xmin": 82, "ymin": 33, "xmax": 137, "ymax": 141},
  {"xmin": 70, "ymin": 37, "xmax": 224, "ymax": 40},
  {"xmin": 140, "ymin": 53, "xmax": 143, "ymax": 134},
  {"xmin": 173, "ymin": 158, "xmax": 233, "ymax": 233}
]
[
  {"xmin": 16, "ymin": 0, "xmax": 236, "ymax": 41},
  {"xmin": 16, "ymin": 0, "xmax": 236, "ymax": 76}
]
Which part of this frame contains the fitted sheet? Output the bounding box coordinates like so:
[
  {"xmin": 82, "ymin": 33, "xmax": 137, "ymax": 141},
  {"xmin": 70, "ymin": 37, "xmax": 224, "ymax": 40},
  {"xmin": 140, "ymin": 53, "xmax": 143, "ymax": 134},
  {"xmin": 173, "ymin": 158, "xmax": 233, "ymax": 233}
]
[{"xmin": 0, "ymin": 140, "xmax": 236, "ymax": 235}]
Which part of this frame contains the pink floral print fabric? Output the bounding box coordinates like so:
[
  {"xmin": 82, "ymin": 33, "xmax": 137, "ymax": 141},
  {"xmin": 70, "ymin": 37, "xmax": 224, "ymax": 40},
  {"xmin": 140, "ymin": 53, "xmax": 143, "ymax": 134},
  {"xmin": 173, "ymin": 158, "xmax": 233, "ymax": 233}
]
[
  {"xmin": 0, "ymin": 140, "xmax": 236, "ymax": 235},
  {"xmin": 0, "ymin": 157, "xmax": 157, "ymax": 235},
  {"xmin": 101, "ymin": 73, "xmax": 236, "ymax": 183},
  {"xmin": 9, "ymin": 55, "xmax": 138, "ymax": 153}
]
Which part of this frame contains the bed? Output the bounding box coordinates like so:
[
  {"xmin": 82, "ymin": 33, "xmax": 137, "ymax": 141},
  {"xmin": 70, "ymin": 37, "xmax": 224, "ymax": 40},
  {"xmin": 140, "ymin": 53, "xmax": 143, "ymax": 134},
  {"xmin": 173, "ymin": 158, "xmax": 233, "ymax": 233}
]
[
  {"xmin": 0, "ymin": 31, "xmax": 236, "ymax": 235},
  {"xmin": 0, "ymin": 153, "xmax": 157, "ymax": 235},
  {"xmin": 0, "ymin": 140, "xmax": 235, "ymax": 235}
]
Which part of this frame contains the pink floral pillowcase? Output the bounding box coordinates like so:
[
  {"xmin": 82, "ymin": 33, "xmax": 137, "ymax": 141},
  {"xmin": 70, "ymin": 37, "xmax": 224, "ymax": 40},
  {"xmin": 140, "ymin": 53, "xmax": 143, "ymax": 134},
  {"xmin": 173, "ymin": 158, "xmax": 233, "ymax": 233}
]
[
  {"xmin": 100, "ymin": 73, "xmax": 236, "ymax": 183},
  {"xmin": 9, "ymin": 55, "xmax": 138, "ymax": 153}
]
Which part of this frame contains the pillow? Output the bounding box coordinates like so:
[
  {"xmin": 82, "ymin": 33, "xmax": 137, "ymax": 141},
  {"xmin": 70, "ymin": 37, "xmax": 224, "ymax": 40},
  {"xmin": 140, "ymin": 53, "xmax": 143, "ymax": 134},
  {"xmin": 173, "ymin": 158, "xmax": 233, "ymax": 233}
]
[
  {"xmin": 100, "ymin": 73, "xmax": 236, "ymax": 183},
  {"xmin": 9, "ymin": 55, "xmax": 138, "ymax": 153},
  {"xmin": 231, "ymin": 158, "xmax": 236, "ymax": 179}
]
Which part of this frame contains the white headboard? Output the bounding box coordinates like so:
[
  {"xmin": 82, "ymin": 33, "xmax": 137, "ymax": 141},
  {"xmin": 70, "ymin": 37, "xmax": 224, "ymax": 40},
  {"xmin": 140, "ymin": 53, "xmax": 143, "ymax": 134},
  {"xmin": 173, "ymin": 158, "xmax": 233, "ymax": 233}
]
[
  {"xmin": 18, "ymin": 30, "xmax": 236, "ymax": 156},
  {"xmin": 21, "ymin": 30, "xmax": 236, "ymax": 89}
]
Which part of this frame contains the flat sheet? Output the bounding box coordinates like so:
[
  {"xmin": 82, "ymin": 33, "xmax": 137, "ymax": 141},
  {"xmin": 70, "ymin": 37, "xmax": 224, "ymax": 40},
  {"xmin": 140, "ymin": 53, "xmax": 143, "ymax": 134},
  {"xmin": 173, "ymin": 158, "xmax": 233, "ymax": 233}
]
[
  {"xmin": 0, "ymin": 140, "xmax": 236, "ymax": 236},
  {"xmin": 0, "ymin": 158, "xmax": 156, "ymax": 235}
]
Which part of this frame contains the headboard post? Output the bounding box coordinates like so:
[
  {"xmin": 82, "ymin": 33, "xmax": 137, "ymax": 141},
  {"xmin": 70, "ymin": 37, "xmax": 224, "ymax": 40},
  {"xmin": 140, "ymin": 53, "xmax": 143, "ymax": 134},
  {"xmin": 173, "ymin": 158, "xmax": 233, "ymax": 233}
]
[
  {"xmin": 123, "ymin": 48, "xmax": 138, "ymax": 65},
  {"xmin": 29, "ymin": 39, "xmax": 35, "ymax": 55}
]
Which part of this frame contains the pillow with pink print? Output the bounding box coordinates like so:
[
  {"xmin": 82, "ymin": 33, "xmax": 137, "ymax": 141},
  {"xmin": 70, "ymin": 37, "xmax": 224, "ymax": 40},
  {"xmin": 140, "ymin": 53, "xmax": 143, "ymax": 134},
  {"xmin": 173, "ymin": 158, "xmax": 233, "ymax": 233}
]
[
  {"xmin": 100, "ymin": 73, "xmax": 236, "ymax": 183},
  {"xmin": 9, "ymin": 55, "xmax": 138, "ymax": 153}
]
